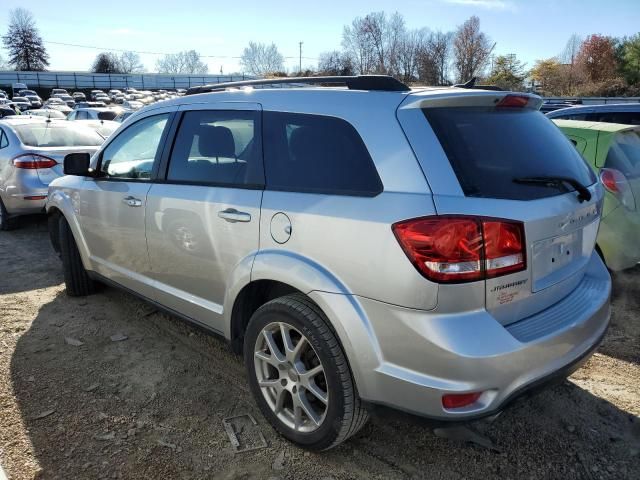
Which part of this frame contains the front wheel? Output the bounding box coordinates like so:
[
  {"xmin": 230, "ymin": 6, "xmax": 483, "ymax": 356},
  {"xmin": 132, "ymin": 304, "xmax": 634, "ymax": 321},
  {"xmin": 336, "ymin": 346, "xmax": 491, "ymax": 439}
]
[
  {"xmin": 59, "ymin": 216, "xmax": 95, "ymax": 296},
  {"xmin": 244, "ymin": 293, "xmax": 369, "ymax": 450}
]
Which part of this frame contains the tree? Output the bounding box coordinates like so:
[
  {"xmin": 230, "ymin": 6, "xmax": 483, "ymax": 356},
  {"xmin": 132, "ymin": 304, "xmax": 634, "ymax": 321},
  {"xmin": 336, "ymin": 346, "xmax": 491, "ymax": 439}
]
[
  {"xmin": 617, "ymin": 34, "xmax": 640, "ymax": 85},
  {"xmin": 486, "ymin": 54, "xmax": 527, "ymax": 91},
  {"xmin": 119, "ymin": 51, "xmax": 145, "ymax": 74},
  {"xmin": 576, "ymin": 34, "xmax": 617, "ymax": 83},
  {"xmin": 416, "ymin": 31, "xmax": 453, "ymax": 85},
  {"xmin": 240, "ymin": 42, "xmax": 284, "ymax": 76},
  {"xmin": 318, "ymin": 50, "xmax": 354, "ymax": 76},
  {"xmin": 530, "ymin": 57, "xmax": 572, "ymax": 95},
  {"xmin": 91, "ymin": 52, "xmax": 122, "ymax": 73},
  {"xmin": 452, "ymin": 16, "xmax": 494, "ymax": 82},
  {"xmin": 560, "ymin": 34, "xmax": 582, "ymax": 66},
  {"xmin": 2, "ymin": 8, "xmax": 49, "ymax": 71},
  {"xmin": 156, "ymin": 50, "xmax": 208, "ymax": 74}
]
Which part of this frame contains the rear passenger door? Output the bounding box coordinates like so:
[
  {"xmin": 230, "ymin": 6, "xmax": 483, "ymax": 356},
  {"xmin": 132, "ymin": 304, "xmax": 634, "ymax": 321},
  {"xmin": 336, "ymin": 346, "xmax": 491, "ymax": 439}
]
[{"xmin": 145, "ymin": 103, "xmax": 264, "ymax": 333}]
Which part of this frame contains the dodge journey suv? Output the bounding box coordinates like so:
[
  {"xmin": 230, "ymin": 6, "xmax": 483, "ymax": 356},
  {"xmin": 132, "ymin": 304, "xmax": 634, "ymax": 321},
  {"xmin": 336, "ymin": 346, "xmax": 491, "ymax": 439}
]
[{"xmin": 46, "ymin": 76, "xmax": 611, "ymax": 450}]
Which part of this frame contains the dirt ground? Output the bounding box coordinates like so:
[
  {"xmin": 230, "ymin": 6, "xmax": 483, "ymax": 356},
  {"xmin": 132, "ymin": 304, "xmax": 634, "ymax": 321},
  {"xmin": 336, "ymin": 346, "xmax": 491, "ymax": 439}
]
[{"xmin": 0, "ymin": 217, "xmax": 638, "ymax": 480}]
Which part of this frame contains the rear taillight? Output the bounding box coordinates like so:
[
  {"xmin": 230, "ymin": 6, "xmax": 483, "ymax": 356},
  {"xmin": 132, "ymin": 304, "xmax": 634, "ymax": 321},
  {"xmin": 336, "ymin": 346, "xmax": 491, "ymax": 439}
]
[
  {"xmin": 392, "ymin": 216, "xmax": 526, "ymax": 283},
  {"xmin": 496, "ymin": 94, "xmax": 530, "ymax": 108},
  {"xmin": 600, "ymin": 168, "xmax": 636, "ymax": 210},
  {"xmin": 13, "ymin": 154, "xmax": 57, "ymax": 169}
]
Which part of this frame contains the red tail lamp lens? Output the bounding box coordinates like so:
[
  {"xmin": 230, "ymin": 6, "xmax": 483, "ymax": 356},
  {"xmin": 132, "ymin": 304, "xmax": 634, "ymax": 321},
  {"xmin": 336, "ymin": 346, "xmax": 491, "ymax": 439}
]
[
  {"xmin": 392, "ymin": 216, "xmax": 526, "ymax": 283},
  {"xmin": 442, "ymin": 392, "xmax": 482, "ymax": 409},
  {"xmin": 496, "ymin": 95, "xmax": 529, "ymax": 108},
  {"xmin": 13, "ymin": 154, "xmax": 57, "ymax": 169}
]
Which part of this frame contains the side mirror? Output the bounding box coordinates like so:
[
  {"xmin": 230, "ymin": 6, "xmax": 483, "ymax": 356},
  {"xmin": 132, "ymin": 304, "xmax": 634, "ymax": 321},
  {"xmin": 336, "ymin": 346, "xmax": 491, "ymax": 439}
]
[{"xmin": 64, "ymin": 152, "xmax": 92, "ymax": 176}]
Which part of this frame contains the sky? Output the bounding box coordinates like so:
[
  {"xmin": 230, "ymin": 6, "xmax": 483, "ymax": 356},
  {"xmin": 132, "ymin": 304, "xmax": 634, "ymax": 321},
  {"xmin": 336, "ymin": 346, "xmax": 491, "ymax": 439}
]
[{"xmin": 0, "ymin": 0, "xmax": 639, "ymax": 75}]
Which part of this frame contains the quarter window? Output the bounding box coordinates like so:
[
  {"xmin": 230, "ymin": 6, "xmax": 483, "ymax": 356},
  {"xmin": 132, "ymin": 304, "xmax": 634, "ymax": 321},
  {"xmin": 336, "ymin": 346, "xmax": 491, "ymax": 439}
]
[
  {"xmin": 0, "ymin": 130, "xmax": 8, "ymax": 149},
  {"xmin": 166, "ymin": 110, "xmax": 263, "ymax": 187},
  {"xmin": 263, "ymin": 112, "xmax": 382, "ymax": 196},
  {"xmin": 100, "ymin": 113, "xmax": 169, "ymax": 180}
]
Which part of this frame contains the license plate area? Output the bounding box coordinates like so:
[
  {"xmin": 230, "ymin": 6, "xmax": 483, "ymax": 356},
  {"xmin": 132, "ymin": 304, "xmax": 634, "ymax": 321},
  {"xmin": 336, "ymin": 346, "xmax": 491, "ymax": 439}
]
[{"xmin": 532, "ymin": 230, "xmax": 583, "ymax": 292}]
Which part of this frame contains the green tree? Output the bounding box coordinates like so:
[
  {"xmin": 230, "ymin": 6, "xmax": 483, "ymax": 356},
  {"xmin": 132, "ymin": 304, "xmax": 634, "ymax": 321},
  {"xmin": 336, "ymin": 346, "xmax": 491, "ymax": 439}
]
[
  {"xmin": 618, "ymin": 34, "xmax": 640, "ymax": 85},
  {"xmin": 486, "ymin": 54, "xmax": 526, "ymax": 91}
]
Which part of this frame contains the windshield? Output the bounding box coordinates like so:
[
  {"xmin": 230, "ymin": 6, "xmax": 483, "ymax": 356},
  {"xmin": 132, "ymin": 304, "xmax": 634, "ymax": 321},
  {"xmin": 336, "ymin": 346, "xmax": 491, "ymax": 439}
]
[
  {"xmin": 423, "ymin": 107, "xmax": 596, "ymax": 200},
  {"xmin": 14, "ymin": 123, "xmax": 105, "ymax": 147}
]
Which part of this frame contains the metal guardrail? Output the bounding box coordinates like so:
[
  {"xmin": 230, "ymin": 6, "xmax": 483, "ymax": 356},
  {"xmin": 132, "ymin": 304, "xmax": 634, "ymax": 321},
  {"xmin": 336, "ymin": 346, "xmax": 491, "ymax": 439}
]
[{"xmin": 0, "ymin": 70, "xmax": 254, "ymax": 90}]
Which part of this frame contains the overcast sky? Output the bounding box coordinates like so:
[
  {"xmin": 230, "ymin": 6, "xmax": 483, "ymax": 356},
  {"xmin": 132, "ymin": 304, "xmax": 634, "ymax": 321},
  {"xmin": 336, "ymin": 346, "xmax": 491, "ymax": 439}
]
[{"xmin": 1, "ymin": 0, "xmax": 639, "ymax": 74}]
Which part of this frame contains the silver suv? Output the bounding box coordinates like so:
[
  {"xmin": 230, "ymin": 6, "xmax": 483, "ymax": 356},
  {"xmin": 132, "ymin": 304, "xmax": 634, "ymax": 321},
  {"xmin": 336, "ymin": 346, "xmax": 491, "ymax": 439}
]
[{"xmin": 46, "ymin": 76, "xmax": 611, "ymax": 450}]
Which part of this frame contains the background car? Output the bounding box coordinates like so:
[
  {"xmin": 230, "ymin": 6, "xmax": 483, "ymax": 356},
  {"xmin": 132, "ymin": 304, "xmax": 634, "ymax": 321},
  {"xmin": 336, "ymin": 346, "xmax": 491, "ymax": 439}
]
[
  {"xmin": 0, "ymin": 117, "xmax": 104, "ymax": 230},
  {"xmin": 67, "ymin": 107, "xmax": 119, "ymax": 121},
  {"xmin": 75, "ymin": 101, "xmax": 107, "ymax": 109},
  {"xmin": 547, "ymin": 103, "xmax": 640, "ymax": 126},
  {"xmin": 10, "ymin": 97, "xmax": 31, "ymax": 112},
  {"xmin": 113, "ymin": 110, "xmax": 135, "ymax": 123},
  {"xmin": 53, "ymin": 94, "xmax": 76, "ymax": 108},
  {"xmin": 23, "ymin": 109, "xmax": 68, "ymax": 120},
  {"xmin": 80, "ymin": 119, "xmax": 120, "ymax": 139},
  {"xmin": 50, "ymin": 88, "xmax": 69, "ymax": 97},
  {"xmin": 0, "ymin": 106, "xmax": 18, "ymax": 118},
  {"xmin": 72, "ymin": 92, "xmax": 87, "ymax": 102},
  {"xmin": 18, "ymin": 90, "xmax": 43, "ymax": 109},
  {"xmin": 555, "ymin": 119, "xmax": 640, "ymax": 270},
  {"xmin": 122, "ymin": 100, "xmax": 143, "ymax": 110},
  {"xmin": 90, "ymin": 90, "xmax": 105, "ymax": 100}
]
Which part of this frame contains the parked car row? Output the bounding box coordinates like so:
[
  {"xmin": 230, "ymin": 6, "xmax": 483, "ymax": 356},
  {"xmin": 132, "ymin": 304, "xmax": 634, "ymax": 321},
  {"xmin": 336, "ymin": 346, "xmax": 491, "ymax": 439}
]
[{"xmin": 0, "ymin": 77, "xmax": 637, "ymax": 451}]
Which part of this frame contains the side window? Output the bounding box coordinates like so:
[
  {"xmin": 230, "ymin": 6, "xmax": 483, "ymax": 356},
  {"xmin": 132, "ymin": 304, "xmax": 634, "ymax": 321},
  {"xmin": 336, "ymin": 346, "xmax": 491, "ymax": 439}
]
[
  {"xmin": 0, "ymin": 130, "xmax": 8, "ymax": 149},
  {"xmin": 100, "ymin": 113, "xmax": 169, "ymax": 180},
  {"xmin": 263, "ymin": 112, "xmax": 382, "ymax": 196},
  {"xmin": 565, "ymin": 113, "xmax": 589, "ymax": 121},
  {"xmin": 166, "ymin": 110, "xmax": 263, "ymax": 187}
]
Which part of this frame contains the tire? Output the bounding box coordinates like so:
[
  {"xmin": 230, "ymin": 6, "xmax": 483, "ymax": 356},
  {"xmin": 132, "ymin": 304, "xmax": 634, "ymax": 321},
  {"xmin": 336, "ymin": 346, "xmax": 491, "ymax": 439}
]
[
  {"xmin": 244, "ymin": 293, "xmax": 369, "ymax": 450},
  {"xmin": 59, "ymin": 216, "xmax": 95, "ymax": 296},
  {"xmin": 0, "ymin": 198, "xmax": 16, "ymax": 231}
]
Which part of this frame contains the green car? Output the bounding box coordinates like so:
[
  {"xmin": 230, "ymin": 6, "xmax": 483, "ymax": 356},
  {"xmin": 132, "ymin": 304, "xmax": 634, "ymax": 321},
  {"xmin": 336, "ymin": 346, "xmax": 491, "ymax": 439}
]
[{"xmin": 554, "ymin": 119, "xmax": 640, "ymax": 271}]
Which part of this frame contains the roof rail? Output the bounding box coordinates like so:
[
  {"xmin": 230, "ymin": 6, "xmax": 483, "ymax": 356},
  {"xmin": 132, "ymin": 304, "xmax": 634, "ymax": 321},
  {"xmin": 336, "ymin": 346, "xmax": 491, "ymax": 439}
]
[{"xmin": 185, "ymin": 75, "xmax": 410, "ymax": 95}]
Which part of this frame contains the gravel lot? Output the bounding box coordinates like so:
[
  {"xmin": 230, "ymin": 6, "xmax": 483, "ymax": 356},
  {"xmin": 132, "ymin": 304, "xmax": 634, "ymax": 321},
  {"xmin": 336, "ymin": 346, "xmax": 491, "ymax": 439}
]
[{"xmin": 0, "ymin": 217, "xmax": 639, "ymax": 480}]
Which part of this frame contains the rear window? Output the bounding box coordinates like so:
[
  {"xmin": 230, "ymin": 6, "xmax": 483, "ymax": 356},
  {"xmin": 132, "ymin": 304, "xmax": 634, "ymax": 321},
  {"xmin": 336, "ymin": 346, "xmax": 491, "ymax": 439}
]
[
  {"xmin": 423, "ymin": 107, "xmax": 595, "ymax": 200},
  {"xmin": 97, "ymin": 111, "xmax": 117, "ymax": 121},
  {"xmin": 605, "ymin": 130, "xmax": 640, "ymax": 178},
  {"xmin": 14, "ymin": 123, "xmax": 104, "ymax": 147},
  {"xmin": 263, "ymin": 112, "xmax": 382, "ymax": 196}
]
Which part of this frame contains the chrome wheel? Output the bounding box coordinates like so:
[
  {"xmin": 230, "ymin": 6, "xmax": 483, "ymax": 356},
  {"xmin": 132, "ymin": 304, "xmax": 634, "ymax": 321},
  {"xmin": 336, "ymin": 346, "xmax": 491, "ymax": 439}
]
[{"xmin": 254, "ymin": 322, "xmax": 329, "ymax": 433}]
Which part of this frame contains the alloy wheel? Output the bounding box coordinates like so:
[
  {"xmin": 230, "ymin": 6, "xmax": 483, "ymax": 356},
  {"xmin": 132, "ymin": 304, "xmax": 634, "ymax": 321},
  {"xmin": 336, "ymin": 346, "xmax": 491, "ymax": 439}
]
[{"xmin": 253, "ymin": 322, "xmax": 329, "ymax": 433}]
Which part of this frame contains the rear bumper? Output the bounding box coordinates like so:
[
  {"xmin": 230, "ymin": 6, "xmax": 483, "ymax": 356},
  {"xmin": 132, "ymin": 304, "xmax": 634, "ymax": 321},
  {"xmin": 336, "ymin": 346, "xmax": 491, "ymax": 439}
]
[{"xmin": 311, "ymin": 252, "xmax": 610, "ymax": 420}]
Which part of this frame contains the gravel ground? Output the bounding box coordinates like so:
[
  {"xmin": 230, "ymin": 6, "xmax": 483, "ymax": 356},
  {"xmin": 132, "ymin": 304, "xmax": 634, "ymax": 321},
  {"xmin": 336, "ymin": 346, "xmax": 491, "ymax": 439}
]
[{"xmin": 0, "ymin": 217, "xmax": 639, "ymax": 480}]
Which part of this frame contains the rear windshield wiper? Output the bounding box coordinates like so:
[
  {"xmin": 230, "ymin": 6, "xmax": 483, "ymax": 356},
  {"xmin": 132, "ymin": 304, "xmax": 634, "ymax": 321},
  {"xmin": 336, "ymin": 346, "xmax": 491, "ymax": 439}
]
[{"xmin": 513, "ymin": 176, "xmax": 592, "ymax": 203}]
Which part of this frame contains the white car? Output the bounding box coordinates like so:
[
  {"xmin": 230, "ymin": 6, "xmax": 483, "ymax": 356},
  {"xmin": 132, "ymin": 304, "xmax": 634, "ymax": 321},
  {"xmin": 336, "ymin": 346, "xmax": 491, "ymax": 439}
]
[{"xmin": 67, "ymin": 108, "xmax": 119, "ymax": 122}]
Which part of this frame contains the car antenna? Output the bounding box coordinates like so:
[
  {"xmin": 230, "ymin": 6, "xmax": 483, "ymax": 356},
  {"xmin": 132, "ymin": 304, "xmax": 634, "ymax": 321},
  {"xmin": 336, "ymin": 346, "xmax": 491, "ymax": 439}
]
[{"xmin": 454, "ymin": 77, "xmax": 477, "ymax": 89}]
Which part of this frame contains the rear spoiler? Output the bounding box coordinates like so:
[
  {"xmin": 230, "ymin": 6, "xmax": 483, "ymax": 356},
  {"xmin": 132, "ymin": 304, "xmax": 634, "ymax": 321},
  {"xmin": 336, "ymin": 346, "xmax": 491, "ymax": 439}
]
[{"xmin": 399, "ymin": 91, "xmax": 543, "ymax": 110}]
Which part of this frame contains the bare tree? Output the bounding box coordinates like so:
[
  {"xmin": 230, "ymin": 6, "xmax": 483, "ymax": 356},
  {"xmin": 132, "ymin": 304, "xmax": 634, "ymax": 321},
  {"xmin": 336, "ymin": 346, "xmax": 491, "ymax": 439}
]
[
  {"xmin": 0, "ymin": 53, "xmax": 8, "ymax": 70},
  {"xmin": 397, "ymin": 28, "xmax": 428, "ymax": 82},
  {"xmin": 318, "ymin": 50, "xmax": 354, "ymax": 76},
  {"xmin": 91, "ymin": 52, "xmax": 122, "ymax": 73},
  {"xmin": 119, "ymin": 51, "xmax": 145, "ymax": 74},
  {"xmin": 2, "ymin": 8, "xmax": 49, "ymax": 71},
  {"xmin": 561, "ymin": 34, "xmax": 582, "ymax": 66},
  {"xmin": 240, "ymin": 42, "xmax": 284, "ymax": 76},
  {"xmin": 342, "ymin": 16, "xmax": 377, "ymax": 74},
  {"xmin": 156, "ymin": 50, "xmax": 208, "ymax": 74},
  {"xmin": 452, "ymin": 16, "xmax": 494, "ymax": 82}
]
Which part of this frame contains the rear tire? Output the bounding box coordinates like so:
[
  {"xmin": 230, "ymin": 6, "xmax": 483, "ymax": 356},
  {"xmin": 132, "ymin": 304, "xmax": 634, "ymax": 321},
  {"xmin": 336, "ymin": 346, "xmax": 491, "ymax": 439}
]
[
  {"xmin": 0, "ymin": 198, "xmax": 16, "ymax": 231},
  {"xmin": 244, "ymin": 293, "xmax": 369, "ymax": 450},
  {"xmin": 59, "ymin": 216, "xmax": 95, "ymax": 296}
]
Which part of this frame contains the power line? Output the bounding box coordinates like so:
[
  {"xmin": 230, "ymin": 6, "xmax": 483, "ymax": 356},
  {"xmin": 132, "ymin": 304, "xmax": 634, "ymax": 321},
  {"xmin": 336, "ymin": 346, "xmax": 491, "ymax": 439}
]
[{"xmin": 43, "ymin": 40, "xmax": 318, "ymax": 61}]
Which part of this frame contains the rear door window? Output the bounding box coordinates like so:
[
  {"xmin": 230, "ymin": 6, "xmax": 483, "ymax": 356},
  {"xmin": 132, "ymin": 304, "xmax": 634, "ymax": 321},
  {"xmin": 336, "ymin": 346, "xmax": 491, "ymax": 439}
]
[
  {"xmin": 593, "ymin": 111, "xmax": 640, "ymax": 126},
  {"xmin": 263, "ymin": 112, "xmax": 382, "ymax": 196},
  {"xmin": 423, "ymin": 107, "xmax": 595, "ymax": 200}
]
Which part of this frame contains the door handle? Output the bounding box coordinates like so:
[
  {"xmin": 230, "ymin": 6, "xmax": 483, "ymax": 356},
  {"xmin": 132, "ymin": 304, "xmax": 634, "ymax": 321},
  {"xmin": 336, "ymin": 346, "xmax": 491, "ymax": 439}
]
[
  {"xmin": 122, "ymin": 196, "xmax": 143, "ymax": 207},
  {"xmin": 218, "ymin": 208, "xmax": 251, "ymax": 223}
]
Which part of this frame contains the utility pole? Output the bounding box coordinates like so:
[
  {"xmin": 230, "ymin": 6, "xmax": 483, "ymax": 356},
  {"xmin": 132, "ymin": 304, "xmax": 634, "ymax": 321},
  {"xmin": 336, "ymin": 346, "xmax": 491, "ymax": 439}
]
[{"xmin": 299, "ymin": 41, "xmax": 303, "ymax": 74}]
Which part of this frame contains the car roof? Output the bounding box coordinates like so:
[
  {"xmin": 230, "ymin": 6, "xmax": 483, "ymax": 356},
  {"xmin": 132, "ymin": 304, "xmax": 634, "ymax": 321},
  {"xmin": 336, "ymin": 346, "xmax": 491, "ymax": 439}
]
[
  {"xmin": 76, "ymin": 107, "xmax": 114, "ymax": 112},
  {"xmin": 547, "ymin": 103, "xmax": 640, "ymax": 116},
  {"xmin": 552, "ymin": 119, "xmax": 640, "ymax": 133}
]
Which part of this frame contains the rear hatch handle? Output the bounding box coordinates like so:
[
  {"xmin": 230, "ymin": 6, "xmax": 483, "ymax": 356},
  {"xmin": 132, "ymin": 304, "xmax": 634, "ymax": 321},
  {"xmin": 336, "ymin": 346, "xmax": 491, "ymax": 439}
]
[{"xmin": 513, "ymin": 176, "xmax": 592, "ymax": 203}]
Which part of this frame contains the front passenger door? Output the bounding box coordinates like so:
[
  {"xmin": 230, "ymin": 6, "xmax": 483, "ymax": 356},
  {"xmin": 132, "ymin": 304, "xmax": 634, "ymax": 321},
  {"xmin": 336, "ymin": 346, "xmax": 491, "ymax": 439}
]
[{"xmin": 79, "ymin": 112, "xmax": 174, "ymax": 297}]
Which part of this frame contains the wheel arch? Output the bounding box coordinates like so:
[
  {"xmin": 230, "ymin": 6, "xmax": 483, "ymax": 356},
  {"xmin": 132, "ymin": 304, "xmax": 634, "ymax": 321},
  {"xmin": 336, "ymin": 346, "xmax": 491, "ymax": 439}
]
[{"xmin": 46, "ymin": 191, "xmax": 92, "ymax": 268}]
